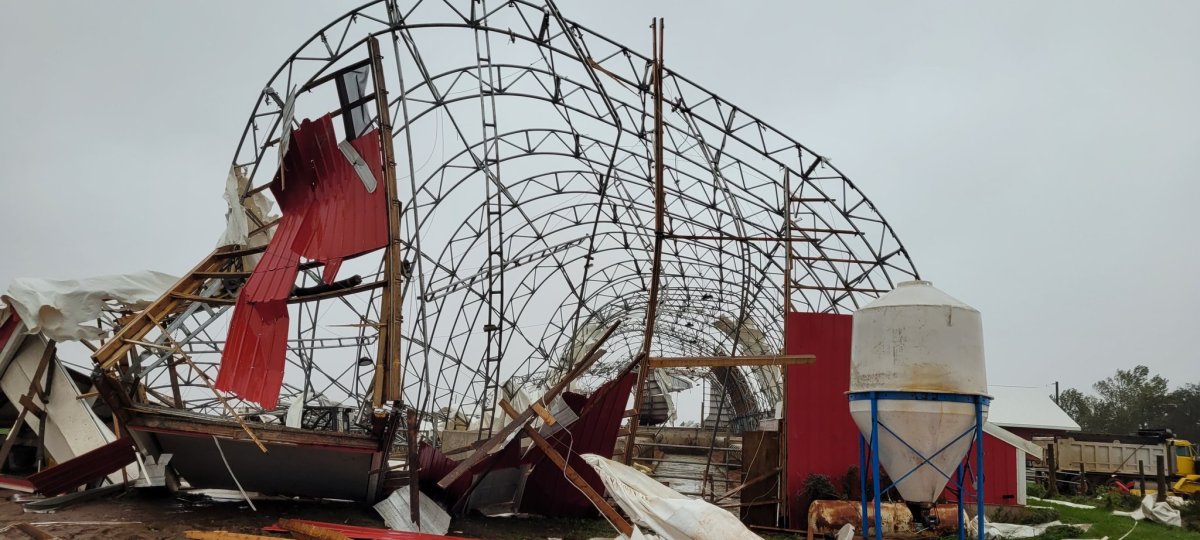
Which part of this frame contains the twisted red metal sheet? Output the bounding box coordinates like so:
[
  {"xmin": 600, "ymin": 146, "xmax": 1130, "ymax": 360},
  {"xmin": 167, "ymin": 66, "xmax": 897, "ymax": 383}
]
[
  {"xmin": 27, "ymin": 437, "xmax": 136, "ymax": 495},
  {"xmin": 216, "ymin": 115, "xmax": 387, "ymax": 408},
  {"xmin": 517, "ymin": 373, "xmax": 635, "ymax": 517}
]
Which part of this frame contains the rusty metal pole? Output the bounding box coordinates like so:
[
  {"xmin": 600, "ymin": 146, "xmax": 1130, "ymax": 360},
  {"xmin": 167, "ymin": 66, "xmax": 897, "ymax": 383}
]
[
  {"xmin": 1156, "ymin": 454, "xmax": 1167, "ymax": 502},
  {"xmin": 407, "ymin": 408, "xmax": 420, "ymax": 526},
  {"xmin": 623, "ymin": 17, "xmax": 665, "ymax": 465}
]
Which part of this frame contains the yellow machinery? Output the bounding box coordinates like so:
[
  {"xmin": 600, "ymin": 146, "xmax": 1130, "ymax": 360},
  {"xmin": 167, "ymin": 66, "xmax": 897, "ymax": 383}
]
[{"xmin": 1169, "ymin": 439, "xmax": 1200, "ymax": 496}]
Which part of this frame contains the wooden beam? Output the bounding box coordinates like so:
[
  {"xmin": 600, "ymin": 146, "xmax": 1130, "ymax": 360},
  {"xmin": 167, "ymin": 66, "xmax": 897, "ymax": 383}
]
[
  {"xmin": 0, "ymin": 342, "xmax": 55, "ymax": 467},
  {"xmin": 276, "ymin": 519, "xmax": 351, "ymax": 540},
  {"xmin": 93, "ymin": 249, "xmax": 230, "ymax": 370},
  {"xmin": 368, "ymin": 36, "xmax": 406, "ymax": 406},
  {"xmin": 499, "ymin": 399, "xmax": 633, "ymax": 537},
  {"xmin": 648, "ymin": 354, "xmax": 815, "ymax": 369},
  {"xmin": 185, "ymin": 532, "xmax": 279, "ymax": 540}
]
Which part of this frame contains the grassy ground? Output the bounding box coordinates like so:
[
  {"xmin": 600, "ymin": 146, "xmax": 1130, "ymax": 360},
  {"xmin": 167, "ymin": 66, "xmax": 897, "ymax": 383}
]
[{"xmin": 1019, "ymin": 499, "xmax": 1199, "ymax": 540}]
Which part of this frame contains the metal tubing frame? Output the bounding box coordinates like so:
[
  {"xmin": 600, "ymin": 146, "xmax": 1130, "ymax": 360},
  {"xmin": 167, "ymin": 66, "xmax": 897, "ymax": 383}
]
[
  {"xmin": 852, "ymin": 391, "xmax": 990, "ymax": 540},
  {"xmin": 97, "ymin": 3, "xmax": 922, "ymax": 479}
]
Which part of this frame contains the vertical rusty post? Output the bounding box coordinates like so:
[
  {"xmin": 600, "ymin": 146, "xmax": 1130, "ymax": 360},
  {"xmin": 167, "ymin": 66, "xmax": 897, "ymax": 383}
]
[
  {"xmin": 368, "ymin": 36, "xmax": 405, "ymax": 406},
  {"xmin": 1155, "ymin": 454, "xmax": 1167, "ymax": 502},
  {"xmin": 1138, "ymin": 460, "xmax": 1146, "ymax": 496},
  {"xmin": 1046, "ymin": 442, "xmax": 1059, "ymax": 497},
  {"xmin": 407, "ymin": 408, "xmax": 420, "ymax": 526},
  {"xmin": 624, "ymin": 17, "xmax": 665, "ymax": 465}
]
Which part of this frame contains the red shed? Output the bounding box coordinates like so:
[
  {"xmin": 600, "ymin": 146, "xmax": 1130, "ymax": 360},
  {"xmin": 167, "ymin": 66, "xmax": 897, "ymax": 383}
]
[{"xmin": 783, "ymin": 312, "xmax": 1041, "ymax": 521}]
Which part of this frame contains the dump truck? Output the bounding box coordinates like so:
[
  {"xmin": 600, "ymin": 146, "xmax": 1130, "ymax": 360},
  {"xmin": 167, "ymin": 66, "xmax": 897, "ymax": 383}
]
[{"xmin": 1032, "ymin": 429, "xmax": 1200, "ymax": 497}]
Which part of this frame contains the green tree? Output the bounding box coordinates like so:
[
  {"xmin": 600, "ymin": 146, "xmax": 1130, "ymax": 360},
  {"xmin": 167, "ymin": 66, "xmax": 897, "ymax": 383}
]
[
  {"xmin": 1090, "ymin": 365, "xmax": 1170, "ymax": 434},
  {"xmin": 1059, "ymin": 365, "xmax": 1172, "ymax": 435},
  {"xmin": 1164, "ymin": 383, "xmax": 1200, "ymax": 442}
]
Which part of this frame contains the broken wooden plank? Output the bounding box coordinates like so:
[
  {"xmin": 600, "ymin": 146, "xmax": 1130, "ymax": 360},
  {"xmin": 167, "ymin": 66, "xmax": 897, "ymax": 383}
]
[
  {"xmin": 184, "ymin": 532, "xmax": 280, "ymax": 540},
  {"xmin": 276, "ymin": 518, "xmax": 352, "ymax": 540}
]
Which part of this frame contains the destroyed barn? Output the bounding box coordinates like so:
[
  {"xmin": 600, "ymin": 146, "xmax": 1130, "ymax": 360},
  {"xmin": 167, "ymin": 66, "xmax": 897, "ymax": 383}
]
[{"xmin": 0, "ymin": 0, "xmax": 1061, "ymax": 538}]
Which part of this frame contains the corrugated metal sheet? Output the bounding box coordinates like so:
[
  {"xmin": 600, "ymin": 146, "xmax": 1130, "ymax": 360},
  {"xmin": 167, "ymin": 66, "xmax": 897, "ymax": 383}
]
[
  {"xmin": 27, "ymin": 437, "xmax": 136, "ymax": 495},
  {"xmin": 518, "ymin": 373, "xmax": 635, "ymax": 517},
  {"xmin": 217, "ymin": 115, "xmax": 387, "ymax": 409},
  {"xmin": 785, "ymin": 312, "xmax": 857, "ymax": 520}
]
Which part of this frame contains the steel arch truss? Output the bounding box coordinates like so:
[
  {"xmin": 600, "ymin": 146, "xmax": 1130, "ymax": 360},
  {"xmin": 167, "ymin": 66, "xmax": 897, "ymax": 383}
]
[{"xmin": 129, "ymin": 0, "xmax": 918, "ymax": 434}]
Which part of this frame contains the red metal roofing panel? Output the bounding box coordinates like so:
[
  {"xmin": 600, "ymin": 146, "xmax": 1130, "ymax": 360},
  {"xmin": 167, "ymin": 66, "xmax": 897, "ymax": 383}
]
[
  {"xmin": 215, "ymin": 300, "xmax": 289, "ymax": 409},
  {"xmin": 784, "ymin": 312, "xmax": 858, "ymax": 520},
  {"xmin": 217, "ymin": 115, "xmax": 387, "ymax": 408},
  {"xmin": 0, "ymin": 311, "xmax": 22, "ymax": 353},
  {"xmin": 27, "ymin": 437, "xmax": 136, "ymax": 495},
  {"xmin": 518, "ymin": 373, "xmax": 636, "ymax": 517}
]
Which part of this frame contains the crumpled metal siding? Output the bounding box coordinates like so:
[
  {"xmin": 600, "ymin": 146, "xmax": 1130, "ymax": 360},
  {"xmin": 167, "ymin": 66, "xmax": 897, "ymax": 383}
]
[
  {"xmin": 216, "ymin": 115, "xmax": 387, "ymax": 409},
  {"xmin": 518, "ymin": 373, "xmax": 636, "ymax": 517},
  {"xmin": 27, "ymin": 437, "xmax": 136, "ymax": 495}
]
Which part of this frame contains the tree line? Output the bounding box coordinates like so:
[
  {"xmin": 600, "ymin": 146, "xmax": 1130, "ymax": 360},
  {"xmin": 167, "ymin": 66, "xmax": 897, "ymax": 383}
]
[{"xmin": 1057, "ymin": 365, "xmax": 1200, "ymax": 442}]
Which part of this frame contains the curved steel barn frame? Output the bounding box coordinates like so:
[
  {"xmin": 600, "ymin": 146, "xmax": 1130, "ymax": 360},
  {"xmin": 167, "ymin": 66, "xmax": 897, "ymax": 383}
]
[{"xmin": 105, "ymin": 0, "xmax": 918, "ymax": 443}]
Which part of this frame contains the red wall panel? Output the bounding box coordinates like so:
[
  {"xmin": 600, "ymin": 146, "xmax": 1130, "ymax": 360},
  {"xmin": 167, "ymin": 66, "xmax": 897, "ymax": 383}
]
[
  {"xmin": 944, "ymin": 433, "xmax": 1021, "ymax": 506},
  {"xmin": 784, "ymin": 312, "xmax": 858, "ymax": 520}
]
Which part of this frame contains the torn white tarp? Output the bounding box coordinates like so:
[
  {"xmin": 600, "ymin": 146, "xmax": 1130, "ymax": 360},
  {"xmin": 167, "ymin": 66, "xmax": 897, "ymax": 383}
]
[
  {"xmin": 1113, "ymin": 494, "xmax": 1182, "ymax": 528},
  {"xmin": 581, "ymin": 454, "xmax": 760, "ymax": 540},
  {"xmin": 217, "ymin": 165, "xmax": 276, "ymax": 249},
  {"xmin": 1, "ymin": 271, "xmax": 178, "ymax": 341}
]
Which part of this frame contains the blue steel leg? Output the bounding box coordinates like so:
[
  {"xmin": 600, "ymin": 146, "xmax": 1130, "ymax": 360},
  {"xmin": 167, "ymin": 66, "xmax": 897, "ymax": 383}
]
[
  {"xmin": 975, "ymin": 398, "xmax": 986, "ymax": 540},
  {"xmin": 870, "ymin": 394, "xmax": 882, "ymax": 540},
  {"xmin": 859, "ymin": 433, "xmax": 868, "ymax": 540},
  {"xmin": 957, "ymin": 463, "xmax": 965, "ymax": 540}
]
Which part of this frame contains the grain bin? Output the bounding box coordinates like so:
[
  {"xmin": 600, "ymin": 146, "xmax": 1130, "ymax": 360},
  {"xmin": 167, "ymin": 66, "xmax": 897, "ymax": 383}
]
[{"xmin": 847, "ymin": 280, "xmax": 991, "ymax": 540}]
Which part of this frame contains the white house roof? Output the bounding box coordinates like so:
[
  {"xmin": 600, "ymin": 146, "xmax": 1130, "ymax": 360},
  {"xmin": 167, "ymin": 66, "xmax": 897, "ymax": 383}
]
[{"xmin": 987, "ymin": 385, "xmax": 1081, "ymax": 432}]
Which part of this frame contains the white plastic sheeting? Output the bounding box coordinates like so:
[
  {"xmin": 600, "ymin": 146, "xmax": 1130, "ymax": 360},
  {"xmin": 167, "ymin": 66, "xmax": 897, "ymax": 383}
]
[
  {"xmin": 217, "ymin": 165, "xmax": 276, "ymax": 251},
  {"xmin": 581, "ymin": 454, "xmax": 760, "ymax": 540},
  {"xmin": 1, "ymin": 271, "xmax": 178, "ymax": 341},
  {"xmin": 1113, "ymin": 494, "xmax": 1182, "ymax": 528}
]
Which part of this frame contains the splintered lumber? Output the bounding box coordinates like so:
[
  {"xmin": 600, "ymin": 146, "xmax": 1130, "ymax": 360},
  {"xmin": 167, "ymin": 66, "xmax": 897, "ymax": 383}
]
[
  {"xmin": 498, "ymin": 399, "xmax": 633, "ymax": 537},
  {"xmin": 92, "ymin": 248, "xmax": 232, "ymax": 370},
  {"xmin": 647, "ymin": 354, "xmax": 816, "ymax": 369},
  {"xmin": 436, "ymin": 320, "xmax": 621, "ymax": 489},
  {"xmin": 277, "ymin": 519, "xmax": 352, "ymax": 540},
  {"xmin": 184, "ymin": 532, "xmax": 279, "ymax": 540}
]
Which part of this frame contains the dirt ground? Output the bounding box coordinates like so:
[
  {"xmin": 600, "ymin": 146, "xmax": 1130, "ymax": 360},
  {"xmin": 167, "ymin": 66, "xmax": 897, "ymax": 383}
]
[{"xmin": 0, "ymin": 488, "xmax": 626, "ymax": 540}]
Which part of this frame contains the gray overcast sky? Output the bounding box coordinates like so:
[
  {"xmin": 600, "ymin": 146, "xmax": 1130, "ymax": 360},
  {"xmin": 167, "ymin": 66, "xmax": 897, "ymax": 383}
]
[{"xmin": 1, "ymin": 1, "xmax": 1197, "ymax": 394}]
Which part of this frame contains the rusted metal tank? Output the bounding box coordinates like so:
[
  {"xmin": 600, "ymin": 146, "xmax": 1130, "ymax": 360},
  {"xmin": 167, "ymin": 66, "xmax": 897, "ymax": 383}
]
[{"xmin": 806, "ymin": 500, "xmax": 960, "ymax": 539}]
